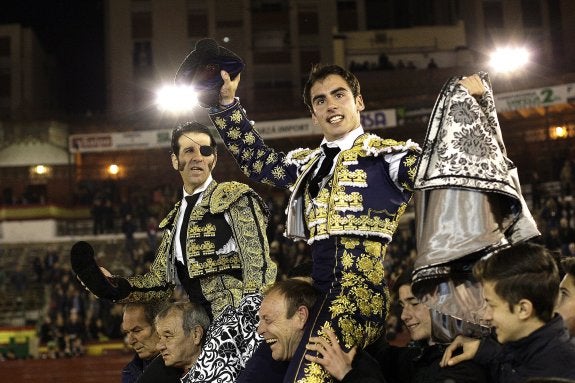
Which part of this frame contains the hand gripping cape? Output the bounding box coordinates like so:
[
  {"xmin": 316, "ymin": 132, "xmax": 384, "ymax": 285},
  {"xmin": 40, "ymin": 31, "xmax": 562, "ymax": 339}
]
[{"xmin": 412, "ymin": 71, "xmax": 540, "ymax": 343}]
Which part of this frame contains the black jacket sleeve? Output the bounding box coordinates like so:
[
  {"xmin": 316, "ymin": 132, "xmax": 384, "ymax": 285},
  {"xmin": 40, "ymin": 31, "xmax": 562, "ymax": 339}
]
[
  {"xmin": 136, "ymin": 355, "xmax": 183, "ymax": 383},
  {"xmin": 341, "ymin": 349, "xmax": 387, "ymax": 383}
]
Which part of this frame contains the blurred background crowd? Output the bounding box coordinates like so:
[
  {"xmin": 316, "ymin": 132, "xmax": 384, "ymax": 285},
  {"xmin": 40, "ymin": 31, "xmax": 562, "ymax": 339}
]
[{"xmin": 1, "ymin": 154, "xmax": 573, "ymax": 361}]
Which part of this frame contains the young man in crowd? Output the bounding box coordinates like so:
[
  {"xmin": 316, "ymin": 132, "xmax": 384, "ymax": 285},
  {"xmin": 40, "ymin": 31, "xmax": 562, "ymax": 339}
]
[
  {"xmin": 305, "ymin": 270, "xmax": 488, "ymax": 382},
  {"xmin": 440, "ymin": 242, "xmax": 575, "ymax": 382}
]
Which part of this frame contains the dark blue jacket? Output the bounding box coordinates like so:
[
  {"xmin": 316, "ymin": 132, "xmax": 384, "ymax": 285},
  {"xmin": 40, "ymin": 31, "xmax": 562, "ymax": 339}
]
[
  {"xmin": 475, "ymin": 315, "xmax": 575, "ymax": 383},
  {"xmin": 122, "ymin": 354, "xmax": 151, "ymax": 383},
  {"xmin": 342, "ymin": 338, "xmax": 488, "ymax": 383}
]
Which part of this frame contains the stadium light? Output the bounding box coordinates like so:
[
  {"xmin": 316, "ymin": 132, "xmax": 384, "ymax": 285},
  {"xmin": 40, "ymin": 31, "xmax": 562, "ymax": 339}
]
[
  {"xmin": 107, "ymin": 164, "xmax": 120, "ymax": 176},
  {"xmin": 155, "ymin": 85, "xmax": 198, "ymax": 113},
  {"xmin": 34, "ymin": 165, "xmax": 48, "ymax": 175},
  {"xmin": 488, "ymin": 46, "xmax": 530, "ymax": 74}
]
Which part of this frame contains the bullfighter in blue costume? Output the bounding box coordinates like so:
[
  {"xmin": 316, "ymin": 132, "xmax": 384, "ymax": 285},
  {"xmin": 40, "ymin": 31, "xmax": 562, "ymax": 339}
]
[{"xmin": 208, "ymin": 63, "xmax": 420, "ymax": 383}]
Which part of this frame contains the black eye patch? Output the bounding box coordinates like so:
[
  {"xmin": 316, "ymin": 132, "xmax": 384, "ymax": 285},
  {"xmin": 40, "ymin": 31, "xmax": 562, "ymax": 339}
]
[{"xmin": 200, "ymin": 146, "xmax": 215, "ymax": 156}]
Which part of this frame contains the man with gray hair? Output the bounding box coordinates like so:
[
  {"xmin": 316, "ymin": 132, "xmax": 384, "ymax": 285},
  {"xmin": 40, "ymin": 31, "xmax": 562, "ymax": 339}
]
[
  {"xmin": 121, "ymin": 301, "xmax": 182, "ymax": 383},
  {"xmin": 155, "ymin": 301, "xmax": 210, "ymax": 380}
]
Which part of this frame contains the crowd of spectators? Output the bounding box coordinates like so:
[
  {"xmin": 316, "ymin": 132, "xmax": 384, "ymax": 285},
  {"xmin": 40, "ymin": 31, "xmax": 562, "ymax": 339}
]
[
  {"xmin": 1, "ymin": 156, "xmax": 574, "ymax": 361},
  {"xmin": 87, "ymin": 181, "xmax": 177, "ymax": 238},
  {"xmin": 349, "ymin": 53, "xmax": 439, "ymax": 72},
  {"xmin": 23, "ymin": 248, "xmax": 124, "ymax": 359}
]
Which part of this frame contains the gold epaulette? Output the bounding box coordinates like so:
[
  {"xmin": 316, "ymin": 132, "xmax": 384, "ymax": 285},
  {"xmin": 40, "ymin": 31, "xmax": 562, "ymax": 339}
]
[
  {"xmin": 357, "ymin": 134, "xmax": 421, "ymax": 156},
  {"xmin": 285, "ymin": 147, "xmax": 320, "ymax": 166},
  {"xmin": 209, "ymin": 181, "xmax": 254, "ymax": 214}
]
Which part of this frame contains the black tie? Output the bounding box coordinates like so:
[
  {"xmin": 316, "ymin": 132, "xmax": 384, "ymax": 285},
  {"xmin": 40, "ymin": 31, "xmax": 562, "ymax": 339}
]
[
  {"xmin": 308, "ymin": 144, "xmax": 340, "ymax": 198},
  {"xmin": 179, "ymin": 194, "xmax": 200, "ymax": 262}
]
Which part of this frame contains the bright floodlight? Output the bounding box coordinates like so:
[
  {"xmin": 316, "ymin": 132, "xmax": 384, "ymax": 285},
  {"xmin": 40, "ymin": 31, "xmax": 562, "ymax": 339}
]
[
  {"xmin": 108, "ymin": 164, "xmax": 120, "ymax": 175},
  {"xmin": 489, "ymin": 47, "xmax": 530, "ymax": 74},
  {"xmin": 156, "ymin": 85, "xmax": 198, "ymax": 113},
  {"xmin": 34, "ymin": 165, "xmax": 47, "ymax": 175}
]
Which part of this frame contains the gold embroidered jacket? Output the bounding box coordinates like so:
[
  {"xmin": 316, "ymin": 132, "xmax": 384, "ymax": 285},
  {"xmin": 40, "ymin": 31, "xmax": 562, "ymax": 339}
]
[
  {"xmin": 119, "ymin": 180, "xmax": 277, "ymax": 318},
  {"xmin": 209, "ymin": 101, "xmax": 421, "ymax": 244}
]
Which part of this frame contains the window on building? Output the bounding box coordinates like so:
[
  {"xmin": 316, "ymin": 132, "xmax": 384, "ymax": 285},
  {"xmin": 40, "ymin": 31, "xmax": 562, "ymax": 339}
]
[
  {"xmin": 251, "ymin": 0, "xmax": 286, "ymax": 12},
  {"xmin": 337, "ymin": 1, "xmax": 358, "ymax": 31},
  {"xmin": 0, "ymin": 72, "xmax": 10, "ymax": 97},
  {"xmin": 483, "ymin": 0, "xmax": 504, "ymax": 29},
  {"xmin": 0, "ymin": 37, "xmax": 10, "ymax": 57},
  {"xmin": 251, "ymin": 0, "xmax": 288, "ymax": 31},
  {"xmin": 299, "ymin": 10, "xmax": 319, "ymax": 35},
  {"xmin": 131, "ymin": 11, "xmax": 152, "ymax": 39},
  {"xmin": 521, "ymin": 0, "xmax": 542, "ymax": 28},
  {"xmin": 253, "ymin": 49, "xmax": 290, "ymax": 64},
  {"xmin": 187, "ymin": 11, "xmax": 209, "ymax": 37},
  {"xmin": 133, "ymin": 40, "xmax": 153, "ymax": 81}
]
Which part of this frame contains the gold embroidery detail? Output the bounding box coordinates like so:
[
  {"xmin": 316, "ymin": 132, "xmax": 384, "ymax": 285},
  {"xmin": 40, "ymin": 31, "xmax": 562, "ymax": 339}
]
[
  {"xmin": 325, "ymin": 214, "xmax": 399, "ymax": 236},
  {"xmin": 187, "ymin": 223, "xmax": 216, "ymax": 238},
  {"xmin": 404, "ymin": 154, "xmax": 418, "ymax": 168},
  {"xmin": 228, "ymin": 143, "xmax": 240, "ymax": 156},
  {"xmin": 330, "ymin": 292, "xmax": 356, "ymax": 317},
  {"xmin": 209, "ymin": 182, "xmax": 252, "ymax": 213},
  {"xmin": 190, "ymin": 206, "xmax": 207, "ymax": 221},
  {"xmin": 368, "ymin": 136, "xmax": 406, "ymax": 150},
  {"xmin": 363, "ymin": 239, "xmax": 384, "ymax": 257},
  {"xmin": 271, "ymin": 166, "xmax": 286, "ymax": 180},
  {"xmin": 340, "ymin": 237, "xmax": 360, "ymax": 250},
  {"xmin": 244, "ymin": 132, "xmax": 256, "ymax": 145},
  {"xmin": 226, "ymin": 194, "xmax": 277, "ymax": 294},
  {"xmin": 188, "ymin": 254, "xmax": 241, "ymax": 278},
  {"xmin": 288, "ymin": 147, "xmax": 316, "ymax": 162},
  {"xmin": 188, "ymin": 240, "xmax": 216, "ymax": 256},
  {"xmin": 337, "ymin": 168, "xmax": 367, "ymax": 186},
  {"xmin": 242, "ymin": 148, "xmax": 254, "ymax": 161},
  {"xmin": 333, "ymin": 191, "xmax": 363, "ymax": 211},
  {"xmin": 230, "ymin": 110, "xmax": 242, "ymax": 123},
  {"xmin": 341, "ymin": 150, "xmax": 359, "ymax": 163},
  {"xmin": 227, "ymin": 127, "xmax": 241, "ymax": 140},
  {"xmin": 338, "ymin": 316, "xmax": 359, "ymax": 348},
  {"xmin": 341, "ymin": 251, "xmax": 354, "ymax": 269},
  {"xmin": 265, "ymin": 152, "xmax": 278, "ymax": 165},
  {"xmin": 340, "ymin": 271, "xmax": 361, "ymax": 287},
  {"xmin": 214, "ymin": 117, "xmax": 226, "ymax": 129},
  {"xmin": 253, "ymin": 160, "xmax": 263, "ymax": 174}
]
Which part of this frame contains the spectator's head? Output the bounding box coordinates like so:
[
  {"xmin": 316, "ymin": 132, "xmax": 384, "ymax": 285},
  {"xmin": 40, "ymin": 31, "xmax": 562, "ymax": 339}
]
[
  {"xmin": 170, "ymin": 122, "xmax": 218, "ymax": 194},
  {"xmin": 302, "ymin": 64, "xmax": 364, "ymax": 142},
  {"xmin": 122, "ymin": 301, "xmax": 163, "ymax": 360},
  {"xmin": 473, "ymin": 242, "xmax": 559, "ymax": 343},
  {"xmin": 557, "ymin": 257, "xmax": 575, "ymax": 336},
  {"xmin": 257, "ymin": 279, "xmax": 319, "ymax": 361},
  {"xmin": 155, "ymin": 301, "xmax": 210, "ymax": 369},
  {"xmin": 394, "ymin": 270, "xmax": 432, "ymax": 342}
]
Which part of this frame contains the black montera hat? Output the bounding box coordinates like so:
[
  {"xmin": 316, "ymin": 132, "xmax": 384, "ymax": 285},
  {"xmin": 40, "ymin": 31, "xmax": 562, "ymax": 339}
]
[{"xmin": 175, "ymin": 38, "xmax": 244, "ymax": 108}]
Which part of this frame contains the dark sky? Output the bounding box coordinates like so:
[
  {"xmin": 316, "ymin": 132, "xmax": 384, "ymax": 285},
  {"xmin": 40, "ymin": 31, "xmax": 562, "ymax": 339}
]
[{"xmin": 1, "ymin": 0, "xmax": 105, "ymax": 114}]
